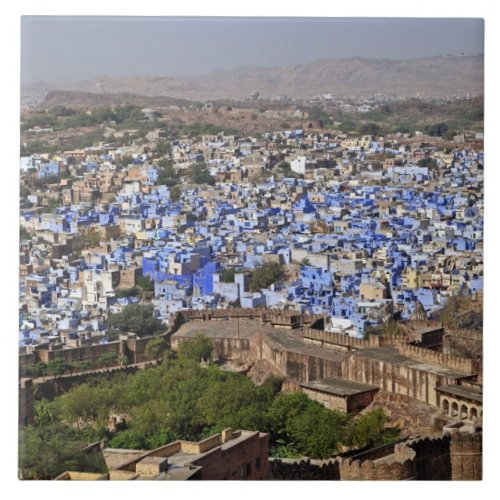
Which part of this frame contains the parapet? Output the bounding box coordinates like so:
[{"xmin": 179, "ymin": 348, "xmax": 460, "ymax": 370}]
[
  {"xmin": 449, "ymin": 431, "xmax": 482, "ymax": 454},
  {"xmin": 397, "ymin": 343, "xmax": 477, "ymax": 373},
  {"xmin": 336, "ymin": 455, "xmax": 416, "ymax": 481}
]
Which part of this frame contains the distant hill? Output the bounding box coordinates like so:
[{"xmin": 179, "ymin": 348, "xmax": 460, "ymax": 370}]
[{"xmin": 23, "ymin": 55, "xmax": 483, "ymax": 107}]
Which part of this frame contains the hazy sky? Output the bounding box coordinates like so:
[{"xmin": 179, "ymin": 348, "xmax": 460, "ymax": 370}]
[{"xmin": 21, "ymin": 17, "xmax": 484, "ymax": 85}]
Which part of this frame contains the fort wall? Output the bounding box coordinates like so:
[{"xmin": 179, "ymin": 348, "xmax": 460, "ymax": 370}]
[
  {"xmin": 336, "ymin": 456, "xmax": 416, "ymax": 480},
  {"xmin": 397, "ymin": 344, "xmax": 477, "ymax": 374},
  {"xmin": 269, "ymin": 458, "xmax": 340, "ymax": 480},
  {"xmin": 261, "ymin": 336, "xmax": 344, "ymax": 382},
  {"xmin": 341, "ymin": 353, "xmax": 460, "ymax": 406},
  {"xmin": 449, "ymin": 431, "xmax": 482, "ymax": 480},
  {"xmin": 397, "ymin": 436, "xmax": 451, "ymax": 480}
]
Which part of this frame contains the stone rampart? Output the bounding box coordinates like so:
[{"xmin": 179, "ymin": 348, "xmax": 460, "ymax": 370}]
[
  {"xmin": 33, "ymin": 365, "xmax": 144, "ymax": 399},
  {"xmin": 396, "ymin": 435, "xmax": 451, "ymax": 480},
  {"xmin": 397, "ymin": 344, "xmax": 477, "ymax": 374},
  {"xmin": 301, "ymin": 328, "xmax": 375, "ymax": 349},
  {"xmin": 336, "ymin": 456, "xmax": 416, "ymax": 480},
  {"xmin": 449, "ymin": 431, "xmax": 482, "ymax": 480},
  {"xmin": 269, "ymin": 458, "xmax": 340, "ymax": 480}
]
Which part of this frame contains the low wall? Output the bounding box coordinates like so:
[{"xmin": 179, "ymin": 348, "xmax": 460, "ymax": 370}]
[
  {"xmin": 33, "ymin": 365, "xmax": 144, "ymax": 399},
  {"xmin": 102, "ymin": 449, "xmax": 146, "ymax": 471}
]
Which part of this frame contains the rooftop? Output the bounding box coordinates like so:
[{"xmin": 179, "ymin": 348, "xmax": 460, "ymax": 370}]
[
  {"xmin": 436, "ymin": 384, "xmax": 483, "ymax": 404},
  {"xmin": 300, "ymin": 377, "xmax": 379, "ymax": 397}
]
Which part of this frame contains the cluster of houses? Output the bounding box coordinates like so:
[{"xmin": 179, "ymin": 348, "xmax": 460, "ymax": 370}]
[{"xmin": 19, "ymin": 126, "xmax": 483, "ymax": 352}]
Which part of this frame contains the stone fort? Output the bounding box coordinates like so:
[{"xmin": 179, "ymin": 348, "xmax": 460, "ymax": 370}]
[{"xmin": 19, "ymin": 307, "xmax": 482, "ymax": 480}]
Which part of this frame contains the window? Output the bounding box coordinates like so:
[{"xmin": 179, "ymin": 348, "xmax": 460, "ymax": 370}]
[
  {"xmin": 246, "ymin": 463, "xmax": 251, "ymax": 477},
  {"xmin": 255, "ymin": 457, "xmax": 261, "ymax": 470}
]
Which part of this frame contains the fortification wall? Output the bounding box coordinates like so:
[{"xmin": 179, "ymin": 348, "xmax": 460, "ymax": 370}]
[
  {"xmin": 176, "ymin": 308, "xmax": 322, "ymax": 327},
  {"xmin": 397, "ymin": 435, "xmax": 451, "ymax": 480},
  {"xmin": 269, "ymin": 458, "xmax": 340, "ymax": 480},
  {"xmin": 336, "ymin": 456, "xmax": 416, "ymax": 480},
  {"xmin": 35, "ymin": 340, "xmax": 124, "ymax": 365},
  {"xmin": 102, "ymin": 449, "xmax": 146, "ymax": 471},
  {"xmin": 19, "ymin": 352, "xmax": 36, "ymax": 369},
  {"xmin": 261, "ymin": 336, "xmax": 343, "ymax": 383},
  {"xmin": 450, "ymin": 432, "xmax": 482, "ymax": 480},
  {"xmin": 342, "ymin": 354, "xmax": 460, "ymax": 406},
  {"xmin": 398, "ymin": 344, "xmax": 476, "ymax": 374},
  {"xmin": 301, "ymin": 328, "xmax": 375, "ymax": 349},
  {"xmin": 33, "ymin": 365, "xmax": 144, "ymax": 399},
  {"xmin": 19, "ymin": 378, "xmax": 34, "ymax": 426},
  {"xmin": 171, "ymin": 335, "xmax": 252, "ymax": 361}
]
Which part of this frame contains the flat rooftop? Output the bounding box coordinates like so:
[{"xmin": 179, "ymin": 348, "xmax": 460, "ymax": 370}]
[
  {"xmin": 436, "ymin": 384, "xmax": 483, "ymax": 404},
  {"xmin": 355, "ymin": 346, "xmax": 470, "ymax": 378},
  {"xmin": 172, "ymin": 318, "xmax": 275, "ymax": 340},
  {"xmin": 173, "ymin": 319, "xmax": 471, "ymax": 378},
  {"xmin": 266, "ymin": 328, "xmax": 350, "ymax": 363},
  {"xmin": 300, "ymin": 377, "xmax": 379, "ymax": 396}
]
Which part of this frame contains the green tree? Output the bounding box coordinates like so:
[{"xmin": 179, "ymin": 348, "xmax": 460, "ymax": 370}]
[
  {"xmin": 249, "ymin": 262, "xmax": 285, "ymax": 292},
  {"xmin": 437, "ymin": 292, "xmax": 468, "ymax": 330},
  {"xmin": 47, "ymin": 358, "xmax": 71, "ymax": 376},
  {"xmin": 287, "ymin": 404, "xmax": 348, "ymax": 458},
  {"xmin": 57, "ymin": 383, "xmax": 113, "ymax": 432},
  {"xmin": 425, "ymin": 122, "xmax": 449, "ymax": 137},
  {"xmin": 34, "ymin": 361, "xmax": 48, "ymax": 377},
  {"xmin": 177, "ymin": 334, "xmax": 213, "ymax": 362},
  {"xmin": 188, "ymin": 164, "xmax": 215, "ymax": 185},
  {"xmin": 220, "ymin": 268, "xmax": 236, "ymax": 283},
  {"xmin": 169, "ymin": 184, "xmax": 182, "ymax": 202},
  {"xmin": 73, "ymin": 360, "xmax": 93, "ymax": 373},
  {"xmin": 357, "ymin": 122, "xmax": 381, "ymax": 136},
  {"xmin": 96, "ymin": 352, "xmax": 120, "ymax": 368},
  {"xmin": 108, "ymin": 428, "xmax": 148, "ymax": 449},
  {"xmin": 137, "ymin": 275, "xmax": 155, "ymax": 292},
  {"xmin": 277, "ymin": 161, "xmax": 291, "ymax": 174},
  {"xmin": 145, "ymin": 337, "xmax": 170, "ymax": 361},
  {"xmin": 157, "ymin": 160, "xmax": 177, "ymax": 185},
  {"xmin": 34, "ymin": 399, "xmax": 58, "ymax": 426},
  {"xmin": 19, "ymin": 422, "xmax": 106, "ymax": 479},
  {"xmin": 268, "ymin": 392, "xmax": 347, "ymax": 459},
  {"xmin": 106, "ymin": 304, "xmax": 164, "ymax": 337},
  {"xmin": 344, "ymin": 409, "xmax": 390, "ymax": 449},
  {"xmin": 115, "ymin": 287, "xmax": 139, "ymax": 298}
]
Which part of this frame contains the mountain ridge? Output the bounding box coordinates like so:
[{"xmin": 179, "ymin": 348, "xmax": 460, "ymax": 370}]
[{"xmin": 22, "ymin": 54, "xmax": 483, "ymax": 107}]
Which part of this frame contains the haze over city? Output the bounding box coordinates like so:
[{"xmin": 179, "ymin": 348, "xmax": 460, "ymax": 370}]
[{"xmin": 21, "ymin": 17, "xmax": 484, "ymax": 85}]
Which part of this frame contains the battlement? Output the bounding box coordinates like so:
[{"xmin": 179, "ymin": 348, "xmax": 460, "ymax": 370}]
[
  {"xmin": 450, "ymin": 431, "xmax": 482, "ymax": 453},
  {"xmin": 336, "ymin": 456, "xmax": 416, "ymax": 480},
  {"xmin": 397, "ymin": 343, "xmax": 476, "ymax": 374},
  {"xmin": 301, "ymin": 328, "xmax": 376, "ymax": 349},
  {"xmin": 174, "ymin": 308, "xmax": 322, "ymax": 328}
]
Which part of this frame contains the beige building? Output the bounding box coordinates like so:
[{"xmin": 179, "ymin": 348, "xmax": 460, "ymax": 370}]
[
  {"xmin": 360, "ymin": 281, "xmax": 387, "ymax": 301},
  {"xmin": 56, "ymin": 429, "xmax": 269, "ymax": 481},
  {"xmin": 299, "ymin": 377, "xmax": 379, "ymax": 414}
]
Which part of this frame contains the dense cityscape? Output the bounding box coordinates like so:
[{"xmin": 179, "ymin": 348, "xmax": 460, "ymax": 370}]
[{"xmin": 18, "ymin": 16, "xmax": 484, "ymax": 482}]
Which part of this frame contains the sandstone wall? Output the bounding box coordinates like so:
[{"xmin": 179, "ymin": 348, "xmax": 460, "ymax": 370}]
[
  {"xmin": 337, "ymin": 456, "xmax": 416, "ymax": 480},
  {"xmin": 269, "ymin": 458, "xmax": 340, "ymax": 480},
  {"xmin": 450, "ymin": 432, "xmax": 482, "ymax": 480}
]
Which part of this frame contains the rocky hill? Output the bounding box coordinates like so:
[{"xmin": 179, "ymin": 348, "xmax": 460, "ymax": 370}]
[{"xmin": 23, "ymin": 55, "xmax": 483, "ymax": 107}]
